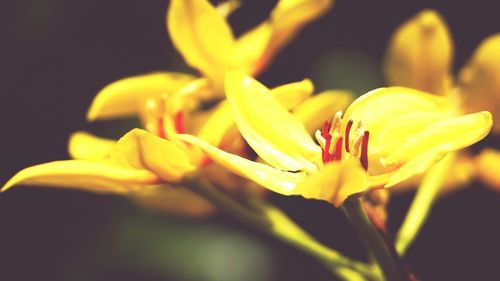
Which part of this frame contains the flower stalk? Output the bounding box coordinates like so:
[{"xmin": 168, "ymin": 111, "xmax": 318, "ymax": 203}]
[
  {"xmin": 395, "ymin": 153, "xmax": 454, "ymax": 255},
  {"xmin": 181, "ymin": 176, "xmax": 377, "ymax": 280},
  {"xmin": 342, "ymin": 197, "xmax": 407, "ymax": 281}
]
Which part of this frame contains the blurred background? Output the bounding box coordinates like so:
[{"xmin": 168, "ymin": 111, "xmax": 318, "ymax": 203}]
[{"xmin": 1, "ymin": 0, "xmax": 500, "ymax": 280}]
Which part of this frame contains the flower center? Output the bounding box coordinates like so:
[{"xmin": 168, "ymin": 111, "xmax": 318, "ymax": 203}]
[
  {"xmin": 315, "ymin": 111, "xmax": 370, "ymax": 170},
  {"xmin": 143, "ymin": 96, "xmax": 185, "ymax": 139}
]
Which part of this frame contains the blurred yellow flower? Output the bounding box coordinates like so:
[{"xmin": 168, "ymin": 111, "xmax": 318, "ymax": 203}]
[
  {"xmin": 2, "ymin": 78, "xmax": 331, "ymax": 216},
  {"xmin": 178, "ymin": 72, "xmax": 492, "ymax": 207},
  {"xmin": 86, "ymin": 0, "xmax": 333, "ymax": 125},
  {"xmin": 2, "ymin": 129, "xmax": 191, "ymax": 192},
  {"xmin": 384, "ymin": 9, "xmax": 500, "ymax": 190}
]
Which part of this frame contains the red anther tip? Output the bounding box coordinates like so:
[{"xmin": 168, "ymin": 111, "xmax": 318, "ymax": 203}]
[
  {"xmin": 361, "ymin": 131, "xmax": 370, "ymax": 171},
  {"xmin": 345, "ymin": 120, "xmax": 353, "ymax": 153},
  {"xmin": 322, "ymin": 120, "xmax": 331, "ymax": 138},
  {"xmin": 174, "ymin": 111, "xmax": 185, "ymax": 134}
]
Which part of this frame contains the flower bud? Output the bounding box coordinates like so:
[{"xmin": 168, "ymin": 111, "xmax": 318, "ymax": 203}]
[
  {"xmin": 384, "ymin": 10, "xmax": 454, "ymax": 95},
  {"xmin": 457, "ymin": 34, "xmax": 500, "ymax": 132}
]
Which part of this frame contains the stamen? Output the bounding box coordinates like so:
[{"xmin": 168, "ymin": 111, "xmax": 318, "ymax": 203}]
[
  {"xmin": 328, "ymin": 132, "xmax": 340, "ymax": 155},
  {"xmin": 360, "ymin": 131, "xmax": 370, "ymax": 171},
  {"xmin": 157, "ymin": 117, "xmax": 166, "ymax": 139},
  {"xmin": 333, "ymin": 136, "xmax": 343, "ymax": 161},
  {"xmin": 323, "ymin": 132, "xmax": 332, "ymax": 163},
  {"xmin": 321, "ymin": 120, "xmax": 330, "ymax": 138},
  {"xmin": 329, "ymin": 111, "xmax": 343, "ymax": 135},
  {"xmin": 345, "ymin": 119, "xmax": 353, "ymax": 152},
  {"xmin": 351, "ymin": 128, "xmax": 364, "ymax": 157},
  {"xmin": 315, "ymin": 130, "xmax": 326, "ymax": 149},
  {"xmin": 174, "ymin": 111, "xmax": 185, "ymax": 134}
]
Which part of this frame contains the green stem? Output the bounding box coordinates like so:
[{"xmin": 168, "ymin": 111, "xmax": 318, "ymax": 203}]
[
  {"xmin": 260, "ymin": 202, "xmax": 377, "ymax": 280},
  {"xmin": 395, "ymin": 153, "xmax": 454, "ymax": 255},
  {"xmin": 182, "ymin": 177, "xmax": 377, "ymax": 280},
  {"xmin": 342, "ymin": 198, "xmax": 404, "ymax": 281}
]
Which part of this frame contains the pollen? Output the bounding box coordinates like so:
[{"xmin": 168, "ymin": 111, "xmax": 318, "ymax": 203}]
[{"xmin": 315, "ymin": 111, "xmax": 370, "ymax": 170}]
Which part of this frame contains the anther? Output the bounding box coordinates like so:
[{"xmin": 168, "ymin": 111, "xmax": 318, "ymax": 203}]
[
  {"xmin": 345, "ymin": 119, "xmax": 353, "ymax": 152},
  {"xmin": 174, "ymin": 111, "xmax": 185, "ymax": 134},
  {"xmin": 315, "ymin": 130, "xmax": 326, "ymax": 149},
  {"xmin": 329, "ymin": 111, "xmax": 343, "ymax": 135},
  {"xmin": 351, "ymin": 127, "xmax": 365, "ymax": 157},
  {"xmin": 360, "ymin": 131, "xmax": 370, "ymax": 171}
]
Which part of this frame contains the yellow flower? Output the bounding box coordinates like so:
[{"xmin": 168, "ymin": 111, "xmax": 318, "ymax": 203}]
[
  {"xmin": 383, "ymin": 10, "xmax": 453, "ymax": 96},
  {"xmin": 177, "ymin": 72, "xmax": 492, "ymax": 207},
  {"xmin": 86, "ymin": 0, "xmax": 333, "ymax": 124},
  {"xmin": 2, "ymin": 78, "xmax": 332, "ymax": 217},
  {"xmin": 3, "ymin": 129, "xmax": 221, "ymax": 216},
  {"xmin": 384, "ymin": 9, "xmax": 500, "ymax": 190},
  {"xmin": 2, "ymin": 129, "xmax": 192, "ymax": 192}
]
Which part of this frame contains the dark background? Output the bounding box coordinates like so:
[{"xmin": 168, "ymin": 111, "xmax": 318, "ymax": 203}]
[{"xmin": 1, "ymin": 0, "xmax": 500, "ymax": 280}]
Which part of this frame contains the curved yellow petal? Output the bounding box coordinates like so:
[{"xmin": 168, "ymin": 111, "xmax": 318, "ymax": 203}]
[
  {"xmin": 225, "ymin": 71, "xmax": 321, "ymax": 172},
  {"xmin": 197, "ymin": 79, "xmax": 314, "ymax": 146},
  {"xmin": 293, "ymin": 90, "xmax": 353, "ymax": 134},
  {"xmin": 271, "ymin": 0, "xmax": 333, "ymax": 31},
  {"xmin": 270, "ymin": 79, "xmax": 314, "ymax": 110},
  {"xmin": 387, "ymin": 111, "xmax": 492, "ymax": 165},
  {"xmin": 391, "ymin": 152, "xmax": 475, "ymax": 194},
  {"xmin": 384, "ymin": 10, "xmax": 453, "ymax": 95},
  {"xmin": 294, "ymin": 159, "xmax": 369, "ymax": 207},
  {"xmin": 232, "ymin": 22, "xmax": 273, "ymax": 75},
  {"xmin": 1, "ymin": 160, "xmax": 161, "ymax": 193},
  {"xmin": 344, "ymin": 87, "xmax": 453, "ymax": 129},
  {"xmin": 475, "ymin": 148, "xmax": 500, "ymax": 191},
  {"xmin": 343, "ymin": 87, "xmax": 491, "ymax": 179},
  {"xmin": 196, "ymin": 101, "xmax": 233, "ymax": 145},
  {"xmin": 457, "ymin": 34, "xmax": 500, "ymax": 132},
  {"xmin": 215, "ymin": 0, "xmax": 241, "ymax": 18},
  {"xmin": 87, "ymin": 72, "xmax": 194, "ymax": 121},
  {"xmin": 132, "ymin": 185, "xmax": 215, "ymax": 217},
  {"xmin": 176, "ymin": 134, "xmax": 306, "ymax": 195},
  {"xmin": 248, "ymin": 0, "xmax": 333, "ymax": 75},
  {"xmin": 68, "ymin": 131, "xmax": 116, "ymax": 160},
  {"xmin": 111, "ymin": 129, "xmax": 196, "ymax": 182},
  {"xmin": 384, "ymin": 111, "xmax": 492, "ymax": 186},
  {"xmin": 168, "ymin": 0, "xmax": 235, "ymax": 87}
]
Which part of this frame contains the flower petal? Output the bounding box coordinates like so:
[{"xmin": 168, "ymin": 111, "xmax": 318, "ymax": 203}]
[
  {"xmin": 68, "ymin": 131, "xmax": 116, "ymax": 160},
  {"xmin": 457, "ymin": 34, "xmax": 500, "ymax": 132},
  {"xmin": 168, "ymin": 0, "xmax": 235, "ymax": 87},
  {"xmin": 231, "ymin": 22, "xmax": 273, "ymax": 75},
  {"xmin": 344, "ymin": 87, "xmax": 453, "ymax": 133},
  {"xmin": 259, "ymin": 0, "xmax": 333, "ymax": 73},
  {"xmin": 215, "ymin": 0, "xmax": 241, "ymax": 18},
  {"xmin": 293, "ymin": 90, "xmax": 353, "ymax": 134},
  {"xmin": 294, "ymin": 159, "xmax": 370, "ymax": 207},
  {"xmin": 197, "ymin": 79, "xmax": 314, "ymax": 146},
  {"xmin": 111, "ymin": 129, "xmax": 196, "ymax": 182},
  {"xmin": 270, "ymin": 79, "xmax": 314, "ymax": 110},
  {"xmin": 176, "ymin": 134, "xmax": 306, "ymax": 195},
  {"xmin": 1, "ymin": 160, "xmax": 161, "ymax": 193},
  {"xmin": 475, "ymin": 149, "xmax": 500, "ymax": 191},
  {"xmin": 385, "ymin": 111, "xmax": 492, "ymax": 186},
  {"xmin": 383, "ymin": 10, "xmax": 453, "ymax": 95},
  {"xmin": 87, "ymin": 72, "xmax": 194, "ymax": 121},
  {"xmin": 225, "ymin": 71, "xmax": 321, "ymax": 171},
  {"xmin": 387, "ymin": 111, "xmax": 492, "ymax": 165}
]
